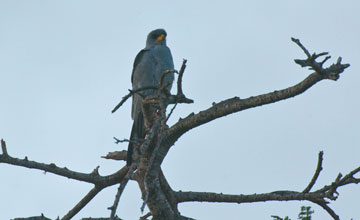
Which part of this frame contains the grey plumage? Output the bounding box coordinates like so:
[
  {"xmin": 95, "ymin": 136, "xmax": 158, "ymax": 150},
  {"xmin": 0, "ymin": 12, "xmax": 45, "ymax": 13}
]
[{"xmin": 127, "ymin": 29, "xmax": 174, "ymax": 166}]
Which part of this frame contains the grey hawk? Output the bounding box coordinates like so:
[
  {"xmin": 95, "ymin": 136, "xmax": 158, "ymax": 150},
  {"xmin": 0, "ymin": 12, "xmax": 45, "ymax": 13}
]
[{"xmin": 127, "ymin": 29, "xmax": 174, "ymax": 165}]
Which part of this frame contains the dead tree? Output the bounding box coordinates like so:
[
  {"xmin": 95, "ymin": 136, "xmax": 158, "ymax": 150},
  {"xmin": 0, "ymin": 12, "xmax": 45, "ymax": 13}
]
[{"xmin": 1, "ymin": 38, "xmax": 357, "ymax": 220}]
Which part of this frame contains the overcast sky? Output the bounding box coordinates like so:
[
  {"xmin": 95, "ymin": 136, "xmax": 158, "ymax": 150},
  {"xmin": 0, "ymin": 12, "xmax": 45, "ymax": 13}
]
[{"xmin": 1, "ymin": 1, "xmax": 359, "ymax": 220}]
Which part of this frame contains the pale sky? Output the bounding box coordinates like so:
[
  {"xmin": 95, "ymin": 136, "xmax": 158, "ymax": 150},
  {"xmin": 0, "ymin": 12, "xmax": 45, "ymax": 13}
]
[{"xmin": 1, "ymin": 1, "xmax": 359, "ymax": 220}]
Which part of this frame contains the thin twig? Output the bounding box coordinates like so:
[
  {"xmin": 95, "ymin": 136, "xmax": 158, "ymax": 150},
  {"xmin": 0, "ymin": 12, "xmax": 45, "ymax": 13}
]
[
  {"xmin": 159, "ymin": 82, "xmax": 172, "ymax": 97},
  {"xmin": 109, "ymin": 163, "xmax": 137, "ymax": 219},
  {"xmin": 141, "ymin": 193, "xmax": 148, "ymax": 213},
  {"xmin": 316, "ymin": 165, "xmax": 360, "ymax": 194},
  {"xmin": 102, "ymin": 150, "xmax": 127, "ymax": 161},
  {"xmin": 139, "ymin": 212, "xmax": 152, "ymax": 220},
  {"xmin": 291, "ymin": 37, "xmax": 311, "ymax": 57},
  {"xmin": 109, "ymin": 181, "xmax": 129, "ymax": 220},
  {"xmin": 1, "ymin": 139, "xmax": 8, "ymax": 156},
  {"xmin": 0, "ymin": 154, "xmax": 103, "ymax": 184},
  {"xmin": 0, "ymin": 151, "xmax": 129, "ymax": 187},
  {"xmin": 177, "ymin": 59, "xmax": 187, "ymax": 97},
  {"xmin": 113, "ymin": 137, "xmax": 130, "ymax": 144},
  {"xmin": 312, "ymin": 200, "xmax": 340, "ymax": 220},
  {"xmin": 165, "ymin": 103, "xmax": 178, "ymax": 122},
  {"xmin": 328, "ymin": 173, "xmax": 342, "ymax": 199},
  {"xmin": 303, "ymin": 151, "xmax": 324, "ymax": 193},
  {"xmin": 62, "ymin": 186, "xmax": 103, "ymax": 220},
  {"xmin": 159, "ymin": 69, "xmax": 178, "ymax": 87},
  {"xmin": 112, "ymin": 86, "xmax": 158, "ymax": 113},
  {"xmin": 336, "ymin": 165, "xmax": 360, "ymax": 186}
]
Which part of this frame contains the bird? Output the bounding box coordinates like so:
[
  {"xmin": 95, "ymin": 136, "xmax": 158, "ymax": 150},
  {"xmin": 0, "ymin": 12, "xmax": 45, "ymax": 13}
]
[{"xmin": 127, "ymin": 29, "xmax": 175, "ymax": 166}]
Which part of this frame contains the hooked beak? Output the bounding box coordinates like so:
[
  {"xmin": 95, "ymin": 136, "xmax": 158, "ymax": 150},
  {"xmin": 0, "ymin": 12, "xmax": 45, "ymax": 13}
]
[{"xmin": 156, "ymin": 34, "xmax": 165, "ymax": 42}]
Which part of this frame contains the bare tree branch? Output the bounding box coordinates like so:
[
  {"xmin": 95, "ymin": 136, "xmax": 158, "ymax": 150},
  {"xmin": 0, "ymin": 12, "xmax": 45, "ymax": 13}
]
[
  {"xmin": 0, "ymin": 153, "xmax": 101, "ymax": 184},
  {"xmin": 102, "ymin": 150, "xmax": 127, "ymax": 161},
  {"xmin": 1, "ymin": 139, "xmax": 8, "ymax": 156},
  {"xmin": 112, "ymin": 86, "xmax": 158, "ymax": 114},
  {"xmin": 109, "ymin": 181, "xmax": 128, "ymax": 220},
  {"xmin": 109, "ymin": 163, "xmax": 137, "ymax": 220},
  {"xmin": 174, "ymin": 151, "xmax": 360, "ymax": 220},
  {"xmin": 113, "ymin": 137, "xmax": 130, "ymax": 144},
  {"xmin": 312, "ymin": 200, "xmax": 340, "ymax": 220},
  {"xmin": 139, "ymin": 212, "xmax": 152, "ymax": 220},
  {"xmin": 165, "ymin": 103, "xmax": 178, "ymax": 122},
  {"xmin": 62, "ymin": 186, "xmax": 103, "ymax": 220},
  {"xmin": 303, "ymin": 151, "xmax": 324, "ymax": 193},
  {"xmin": 0, "ymin": 149, "xmax": 128, "ymax": 186},
  {"xmin": 164, "ymin": 39, "xmax": 350, "ymax": 157},
  {"xmin": 13, "ymin": 214, "xmax": 51, "ymax": 220},
  {"xmin": 175, "ymin": 190, "xmax": 342, "ymax": 219},
  {"xmin": 176, "ymin": 59, "xmax": 187, "ymax": 97},
  {"xmin": 291, "ymin": 38, "xmax": 350, "ymax": 79},
  {"xmin": 316, "ymin": 166, "xmax": 360, "ymax": 194},
  {"xmin": 175, "ymin": 190, "xmax": 320, "ymax": 203}
]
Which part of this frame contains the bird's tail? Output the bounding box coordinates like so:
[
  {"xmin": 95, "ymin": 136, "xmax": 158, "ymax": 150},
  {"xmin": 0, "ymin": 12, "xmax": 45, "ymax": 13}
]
[{"xmin": 127, "ymin": 112, "xmax": 145, "ymax": 166}]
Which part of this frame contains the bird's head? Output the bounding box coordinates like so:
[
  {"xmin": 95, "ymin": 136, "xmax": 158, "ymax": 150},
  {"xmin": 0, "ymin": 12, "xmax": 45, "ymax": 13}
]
[{"xmin": 146, "ymin": 29, "xmax": 167, "ymax": 47}]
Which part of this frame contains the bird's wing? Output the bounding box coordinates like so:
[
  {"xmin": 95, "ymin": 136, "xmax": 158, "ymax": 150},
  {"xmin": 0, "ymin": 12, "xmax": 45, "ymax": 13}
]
[
  {"xmin": 131, "ymin": 49, "xmax": 149, "ymax": 84},
  {"xmin": 131, "ymin": 45, "xmax": 174, "ymax": 119},
  {"xmin": 131, "ymin": 49, "xmax": 154, "ymax": 119}
]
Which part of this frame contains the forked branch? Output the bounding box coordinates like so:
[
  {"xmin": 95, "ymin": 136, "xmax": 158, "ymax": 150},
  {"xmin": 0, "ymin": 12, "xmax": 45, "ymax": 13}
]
[
  {"xmin": 165, "ymin": 38, "xmax": 350, "ymax": 151},
  {"xmin": 291, "ymin": 37, "xmax": 350, "ymax": 80},
  {"xmin": 175, "ymin": 151, "xmax": 360, "ymax": 220},
  {"xmin": 0, "ymin": 139, "xmax": 129, "ymax": 219},
  {"xmin": 303, "ymin": 151, "xmax": 324, "ymax": 193}
]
